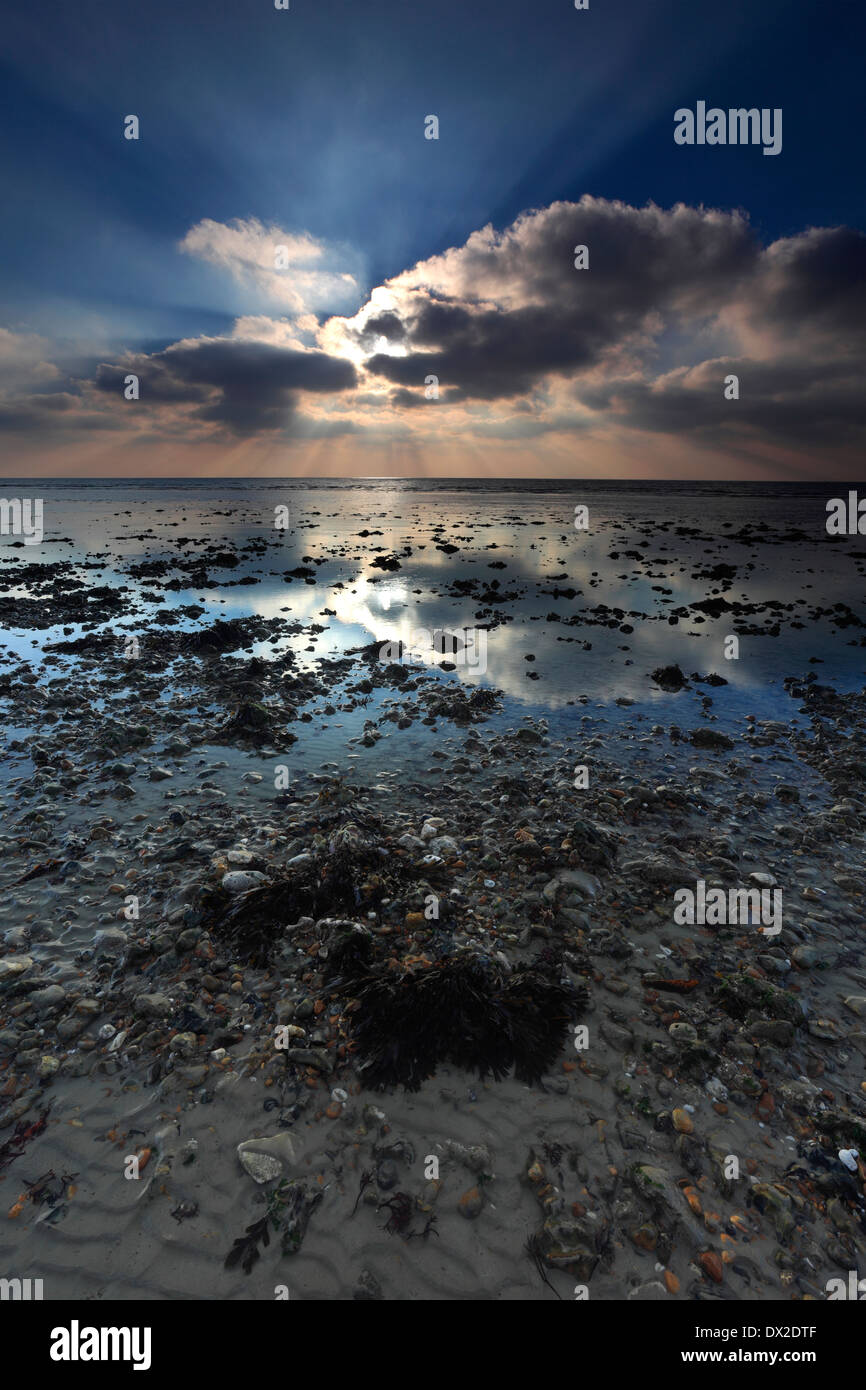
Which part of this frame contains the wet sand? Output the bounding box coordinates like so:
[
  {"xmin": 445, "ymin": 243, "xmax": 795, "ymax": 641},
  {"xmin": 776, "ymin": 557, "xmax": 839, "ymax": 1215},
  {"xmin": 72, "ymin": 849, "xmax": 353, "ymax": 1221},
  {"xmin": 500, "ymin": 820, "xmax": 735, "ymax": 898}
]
[{"xmin": 1, "ymin": 480, "xmax": 865, "ymax": 1301}]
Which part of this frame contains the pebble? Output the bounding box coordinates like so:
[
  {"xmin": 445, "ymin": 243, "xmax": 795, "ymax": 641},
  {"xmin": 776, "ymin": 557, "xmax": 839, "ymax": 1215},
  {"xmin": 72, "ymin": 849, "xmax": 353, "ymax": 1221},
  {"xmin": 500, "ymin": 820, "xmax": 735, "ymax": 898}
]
[
  {"xmin": 221, "ymin": 871, "xmax": 269, "ymax": 894},
  {"xmin": 458, "ymin": 1185, "xmax": 483, "ymax": 1219},
  {"xmin": 237, "ymin": 1133, "xmax": 297, "ymax": 1184}
]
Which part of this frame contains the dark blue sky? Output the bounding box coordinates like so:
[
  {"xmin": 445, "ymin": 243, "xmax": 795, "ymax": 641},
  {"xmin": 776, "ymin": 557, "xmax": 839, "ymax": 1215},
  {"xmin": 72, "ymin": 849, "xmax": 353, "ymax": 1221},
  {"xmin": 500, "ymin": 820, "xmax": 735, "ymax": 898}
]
[
  {"xmin": 1, "ymin": 0, "xmax": 863, "ymax": 480},
  {"xmin": 1, "ymin": 0, "xmax": 863, "ymax": 350}
]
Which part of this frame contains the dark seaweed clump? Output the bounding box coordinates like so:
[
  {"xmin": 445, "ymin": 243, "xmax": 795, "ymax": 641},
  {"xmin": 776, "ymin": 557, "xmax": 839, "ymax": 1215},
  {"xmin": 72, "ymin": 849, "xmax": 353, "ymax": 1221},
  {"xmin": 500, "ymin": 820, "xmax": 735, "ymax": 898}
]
[
  {"xmin": 197, "ymin": 818, "xmax": 449, "ymax": 965},
  {"xmin": 334, "ymin": 953, "xmax": 587, "ymax": 1091}
]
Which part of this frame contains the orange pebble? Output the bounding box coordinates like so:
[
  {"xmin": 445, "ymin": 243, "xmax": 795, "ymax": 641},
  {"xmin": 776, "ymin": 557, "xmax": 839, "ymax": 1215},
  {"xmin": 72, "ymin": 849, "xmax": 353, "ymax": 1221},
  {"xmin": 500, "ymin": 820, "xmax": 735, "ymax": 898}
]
[
  {"xmin": 699, "ymin": 1251, "xmax": 723, "ymax": 1283},
  {"xmin": 683, "ymin": 1186, "xmax": 702, "ymax": 1215}
]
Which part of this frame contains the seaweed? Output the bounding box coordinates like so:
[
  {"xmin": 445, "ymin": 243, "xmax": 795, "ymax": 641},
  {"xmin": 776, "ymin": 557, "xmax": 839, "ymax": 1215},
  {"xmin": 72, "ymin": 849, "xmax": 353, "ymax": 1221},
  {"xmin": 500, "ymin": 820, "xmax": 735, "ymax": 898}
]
[
  {"xmin": 216, "ymin": 700, "xmax": 297, "ymax": 745},
  {"xmin": 335, "ymin": 952, "xmax": 587, "ymax": 1091},
  {"xmin": 0, "ymin": 1104, "xmax": 52, "ymax": 1173},
  {"xmin": 21, "ymin": 1168, "xmax": 77, "ymax": 1207},
  {"xmin": 170, "ymin": 1201, "xmax": 199, "ymax": 1223},
  {"xmin": 407, "ymin": 1213, "xmax": 440, "ymax": 1241},
  {"xmin": 379, "ymin": 1192, "xmax": 415, "ymax": 1236},
  {"xmin": 200, "ymin": 875, "xmax": 325, "ymax": 965},
  {"xmin": 351, "ymin": 1168, "xmax": 374, "ymax": 1216},
  {"xmin": 274, "ymin": 1179, "xmax": 324, "ymax": 1256},
  {"xmin": 223, "ymin": 1178, "xmax": 324, "ymax": 1273},
  {"xmin": 199, "ymin": 817, "xmax": 449, "ymax": 964},
  {"xmin": 224, "ymin": 1213, "xmax": 271, "ymax": 1274},
  {"xmin": 525, "ymin": 1231, "xmax": 563, "ymax": 1300}
]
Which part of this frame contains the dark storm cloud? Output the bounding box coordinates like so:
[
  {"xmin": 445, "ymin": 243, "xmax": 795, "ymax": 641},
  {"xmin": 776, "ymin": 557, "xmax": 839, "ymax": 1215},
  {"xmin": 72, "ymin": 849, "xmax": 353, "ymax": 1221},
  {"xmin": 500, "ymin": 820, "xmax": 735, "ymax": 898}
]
[
  {"xmin": 344, "ymin": 198, "xmax": 866, "ymax": 453},
  {"xmin": 577, "ymin": 356, "xmax": 866, "ymax": 450},
  {"xmin": 360, "ymin": 199, "xmax": 760, "ymax": 400},
  {"xmin": 94, "ymin": 338, "xmax": 358, "ymax": 436},
  {"xmin": 745, "ymin": 226, "xmax": 866, "ymax": 339},
  {"xmin": 0, "ymin": 392, "xmax": 121, "ymax": 435}
]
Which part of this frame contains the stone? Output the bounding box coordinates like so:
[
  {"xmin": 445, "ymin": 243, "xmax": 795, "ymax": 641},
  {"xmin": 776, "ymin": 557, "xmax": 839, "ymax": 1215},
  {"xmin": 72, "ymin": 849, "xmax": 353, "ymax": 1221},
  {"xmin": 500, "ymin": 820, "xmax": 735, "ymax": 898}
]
[
  {"xmin": 29, "ymin": 985, "xmax": 67, "ymax": 1013},
  {"xmin": 237, "ymin": 1132, "xmax": 297, "ymax": 1184},
  {"xmin": 0, "ymin": 956, "xmax": 33, "ymax": 981},
  {"xmin": 458, "ymin": 1185, "xmax": 483, "ymax": 1219},
  {"xmin": 134, "ymin": 993, "xmax": 174, "ymax": 1019},
  {"xmin": 221, "ymin": 870, "xmax": 269, "ymax": 894}
]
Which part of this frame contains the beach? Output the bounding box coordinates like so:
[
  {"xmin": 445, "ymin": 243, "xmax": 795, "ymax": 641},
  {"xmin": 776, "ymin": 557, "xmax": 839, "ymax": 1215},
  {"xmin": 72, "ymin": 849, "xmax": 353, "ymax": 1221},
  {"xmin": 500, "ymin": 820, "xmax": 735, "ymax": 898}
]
[{"xmin": 0, "ymin": 478, "xmax": 865, "ymax": 1301}]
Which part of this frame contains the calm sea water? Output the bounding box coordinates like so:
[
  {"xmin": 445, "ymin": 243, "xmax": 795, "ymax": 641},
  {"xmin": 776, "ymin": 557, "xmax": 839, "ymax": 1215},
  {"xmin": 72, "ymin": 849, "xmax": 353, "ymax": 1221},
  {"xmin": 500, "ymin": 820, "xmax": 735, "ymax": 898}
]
[{"xmin": 1, "ymin": 479, "xmax": 864, "ymax": 774}]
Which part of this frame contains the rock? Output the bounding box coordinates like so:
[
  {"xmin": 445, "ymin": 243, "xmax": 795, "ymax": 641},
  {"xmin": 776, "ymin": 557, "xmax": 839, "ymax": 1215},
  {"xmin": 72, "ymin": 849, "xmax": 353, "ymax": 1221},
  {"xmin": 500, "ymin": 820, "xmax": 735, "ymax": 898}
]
[
  {"xmin": 429, "ymin": 836, "xmax": 459, "ymax": 858},
  {"xmin": 221, "ymin": 870, "xmax": 270, "ymax": 894},
  {"xmin": 749, "ymin": 1019, "xmax": 795, "ymax": 1046},
  {"xmin": 134, "ymin": 993, "xmax": 174, "ymax": 1019},
  {"xmin": 458, "ymin": 1185, "xmax": 483, "ymax": 1219},
  {"xmin": 669, "ymin": 1022, "xmax": 698, "ymax": 1044},
  {"xmin": 29, "ymin": 985, "xmax": 67, "ymax": 1013},
  {"xmin": 749, "ymin": 871, "xmax": 778, "ymax": 888},
  {"xmin": 628, "ymin": 1280, "xmax": 669, "ymax": 1300},
  {"xmin": 226, "ymin": 849, "xmax": 258, "ymax": 867},
  {"xmin": 690, "ymin": 729, "xmax": 734, "ymax": 751},
  {"xmin": 621, "ymin": 852, "xmax": 686, "ymax": 884},
  {"xmin": 600, "ymin": 1018, "xmax": 635, "ymax": 1050},
  {"xmin": 651, "ymin": 664, "xmax": 687, "ymax": 692},
  {"xmin": 57, "ymin": 1015, "xmax": 89, "ymax": 1041},
  {"xmin": 237, "ymin": 1132, "xmax": 297, "ymax": 1184},
  {"xmin": 442, "ymin": 1141, "xmax": 495, "ymax": 1176},
  {"xmin": 540, "ymin": 1215, "xmax": 599, "ymax": 1279},
  {"xmin": 397, "ymin": 833, "xmax": 425, "ymax": 852},
  {"xmin": 354, "ymin": 1268, "xmax": 384, "ymax": 1301},
  {"xmin": 546, "ymin": 869, "xmax": 600, "ymax": 901},
  {"xmin": 420, "ymin": 818, "xmax": 445, "ymax": 840},
  {"xmin": 283, "ymin": 1047, "xmax": 331, "ymax": 1072},
  {"xmin": 94, "ymin": 928, "xmax": 127, "ymax": 954},
  {"xmin": 565, "ymin": 819, "xmax": 618, "ymax": 871},
  {"xmin": 376, "ymin": 1159, "xmax": 398, "ymax": 1191},
  {"xmin": 699, "ymin": 1250, "xmax": 723, "ymax": 1283},
  {"xmin": 0, "ymin": 956, "xmax": 33, "ymax": 981}
]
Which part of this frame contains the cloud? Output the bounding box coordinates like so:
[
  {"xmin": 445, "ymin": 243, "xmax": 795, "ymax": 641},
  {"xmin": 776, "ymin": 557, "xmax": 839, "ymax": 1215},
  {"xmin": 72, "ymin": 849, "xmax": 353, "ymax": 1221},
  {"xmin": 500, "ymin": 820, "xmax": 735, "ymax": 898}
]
[
  {"xmin": 324, "ymin": 197, "xmax": 759, "ymax": 401},
  {"xmin": 0, "ymin": 328, "xmax": 62, "ymax": 390},
  {"xmin": 93, "ymin": 336, "xmax": 358, "ymax": 436},
  {"xmin": 179, "ymin": 217, "xmax": 362, "ymax": 316},
  {"xmin": 316, "ymin": 196, "xmax": 866, "ymax": 460},
  {"xmin": 0, "ymin": 393, "xmax": 125, "ymax": 436},
  {"xmin": 577, "ymin": 356, "xmax": 866, "ymax": 449},
  {"xmin": 3, "ymin": 198, "xmax": 865, "ymax": 474}
]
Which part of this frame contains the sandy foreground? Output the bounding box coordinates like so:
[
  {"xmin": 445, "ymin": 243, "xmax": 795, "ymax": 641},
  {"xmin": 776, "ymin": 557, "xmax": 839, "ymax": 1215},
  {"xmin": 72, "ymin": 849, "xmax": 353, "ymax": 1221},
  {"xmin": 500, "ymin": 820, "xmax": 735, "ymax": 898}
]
[
  {"xmin": 1, "ymin": 488, "xmax": 865, "ymax": 1301},
  {"xmin": 0, "ymin": 645, "xmax": 864, "ymax": 1302}
]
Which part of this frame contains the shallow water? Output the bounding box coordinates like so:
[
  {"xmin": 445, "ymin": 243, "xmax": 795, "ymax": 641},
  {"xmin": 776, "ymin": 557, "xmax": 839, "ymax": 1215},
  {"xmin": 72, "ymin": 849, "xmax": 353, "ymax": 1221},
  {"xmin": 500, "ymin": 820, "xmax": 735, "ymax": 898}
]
[{"xmin": 1, "ymin": 477, "xmax": 864, "ymax": 778}]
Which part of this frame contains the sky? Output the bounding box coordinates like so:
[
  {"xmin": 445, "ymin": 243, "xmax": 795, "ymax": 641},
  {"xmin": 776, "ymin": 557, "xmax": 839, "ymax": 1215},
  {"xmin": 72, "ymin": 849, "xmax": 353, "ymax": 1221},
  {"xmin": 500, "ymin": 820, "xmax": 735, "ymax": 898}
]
[{"xmin": 0, "ymin": 0, "xmax": 864, "ymax": 479}]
